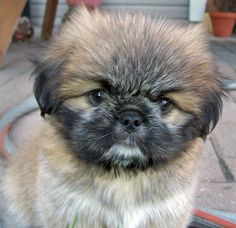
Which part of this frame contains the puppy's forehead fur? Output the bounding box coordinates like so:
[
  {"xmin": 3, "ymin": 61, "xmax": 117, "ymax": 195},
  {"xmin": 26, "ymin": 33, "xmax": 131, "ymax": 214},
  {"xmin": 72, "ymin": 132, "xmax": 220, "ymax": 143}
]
[{"xmin": 43, "ymin": 7, "xmax": 221, "ymax": 114}]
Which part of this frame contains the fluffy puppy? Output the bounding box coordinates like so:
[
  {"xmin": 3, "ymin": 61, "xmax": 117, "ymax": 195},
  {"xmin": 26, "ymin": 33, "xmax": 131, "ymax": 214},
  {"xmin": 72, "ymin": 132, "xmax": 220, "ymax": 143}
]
[{"xmin": 0, "ymin": 7, "xmax": 223, "ymax": 228}]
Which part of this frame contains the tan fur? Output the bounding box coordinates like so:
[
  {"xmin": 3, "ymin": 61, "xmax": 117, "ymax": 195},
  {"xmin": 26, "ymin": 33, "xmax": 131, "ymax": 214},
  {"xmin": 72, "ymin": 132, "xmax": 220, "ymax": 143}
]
[
  {"xmin": 165, "ymin": 91, "xmax": 202, "ymax": 113},
  {"xmin": 63, "ymin": 80, "xmax": 102, "ymax": 110},
  {"xmin": 64, "ymin": 96, "xmax": 91, "ymax": 110},
  {"xmin": 60, "ymin": 80, "xmax": 102, "ymax": 99},
  {"xmin": 165, "ymin": 108, "xmax": 192, "ymax": 125},
  {"xmin": 1, "ymin": 121, "xmax": 203, "ymax": 227}
]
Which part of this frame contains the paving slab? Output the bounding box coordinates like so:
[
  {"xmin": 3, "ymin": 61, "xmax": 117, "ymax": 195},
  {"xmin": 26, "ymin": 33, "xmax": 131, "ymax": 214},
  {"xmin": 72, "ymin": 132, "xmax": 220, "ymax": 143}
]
[
  {"xmin": 210, "ymin": 122, "xmax": 236, "ymax": 183},
  {"xmin": 210, "ymin": 39, "xmax": 236, "ymax": 81},
  {"xmin": 218, "ymin": 99, "xmax": 236, "ymax": 124},
  {"xmin": 229, "ymin": 91, "xmax": 236, "ymax": 103},
  {"xmin": 201, "ymin": 139, "xmax": 216, "ymax": 160},
  {"xmin": 195, "ymin": 183, "xmax": 236, "ymax": 212},
  {"xmin": 0, "ymin": 42, "xmax": 42, "ymax": 70},
  {"xmin": 215, "ymin": 39, "xmax": 236, "ymax": 55},
  {"xmin": 224, "ymin": 158, "xmax": 236, "ymax": 181},
  {"xmin": 212, "ymin": 55, "xmax": 236, "ymax": 80},
  {"xmin": 199, "ymin": 139, "xmax": 225, "ymax": 183},
  {"xmin": 211, "ymin": 122, "xmax": 236, "ymax": 159},
  {"xmin": 211, "ymin": 42, "xmax": 236, "ymax": 72},
  {"xmin": 0, "ymin": 58, "xmax": 34, "ymax": 87},
  {"xmin": 0, "ymin": 73, "xmax": 33, "ymax": 118}
]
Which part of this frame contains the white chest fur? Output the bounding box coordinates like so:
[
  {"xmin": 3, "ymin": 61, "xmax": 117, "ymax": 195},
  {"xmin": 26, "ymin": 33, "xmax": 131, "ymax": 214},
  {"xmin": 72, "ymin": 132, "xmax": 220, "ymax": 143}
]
[{"xmin": 36, "ymin": 159, "xmax": 195, "ymax": 228}]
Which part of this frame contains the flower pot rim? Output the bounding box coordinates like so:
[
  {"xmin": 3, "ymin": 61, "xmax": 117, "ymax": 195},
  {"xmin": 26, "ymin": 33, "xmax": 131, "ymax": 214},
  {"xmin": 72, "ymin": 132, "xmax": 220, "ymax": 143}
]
[
  {"xmin": 209, "ymin": 12, "xmax": 236, "ymax": 19},
  {"xmin": 66, "ymin": 0, "xmax": 102, "ymax": 7}
]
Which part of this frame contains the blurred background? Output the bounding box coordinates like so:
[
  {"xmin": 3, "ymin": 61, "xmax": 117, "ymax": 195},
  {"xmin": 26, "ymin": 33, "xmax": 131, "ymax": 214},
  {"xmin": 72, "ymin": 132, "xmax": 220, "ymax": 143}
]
[{"xmin": 0, "ymin": 0, "xmax": 236, "ymax": 225}]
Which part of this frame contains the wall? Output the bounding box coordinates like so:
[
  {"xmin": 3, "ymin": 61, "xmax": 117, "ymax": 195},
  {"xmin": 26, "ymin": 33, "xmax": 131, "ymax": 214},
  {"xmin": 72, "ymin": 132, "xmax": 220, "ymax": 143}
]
[{"xmin": 30, "ymin": 0, "xmax": 189, "ymax": 27}]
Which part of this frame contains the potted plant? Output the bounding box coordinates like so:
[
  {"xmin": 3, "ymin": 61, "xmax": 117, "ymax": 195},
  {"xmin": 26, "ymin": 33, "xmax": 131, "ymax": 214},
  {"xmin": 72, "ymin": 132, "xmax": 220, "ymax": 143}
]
[
  {"xmin": 209, "ymin": 0, "xmax": 236, "ymax": 37},
  {"xmin": 67, "ymin": 0, "xmax": 102, "ymax": 9}
]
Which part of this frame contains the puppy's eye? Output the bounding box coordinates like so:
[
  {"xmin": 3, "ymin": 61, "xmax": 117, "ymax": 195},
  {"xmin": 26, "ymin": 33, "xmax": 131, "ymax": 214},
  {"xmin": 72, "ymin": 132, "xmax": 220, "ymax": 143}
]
[
  {"xmin": 149, "ymin": 94, "xmax": 159, "ymax": 102},
  {"xmin": 89, "ymin": 90, "xmax": 104, "ymax": 106},
  {"xmin": 158, "ymin": 97, "xmax": 173, "ymax": 114}
]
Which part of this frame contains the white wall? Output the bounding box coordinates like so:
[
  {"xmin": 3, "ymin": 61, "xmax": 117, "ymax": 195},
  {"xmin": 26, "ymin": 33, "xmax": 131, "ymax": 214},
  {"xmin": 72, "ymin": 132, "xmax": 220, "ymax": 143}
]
[{"xmin": 30, "ymin": 0, "xmax": 189, "ymax": 27}]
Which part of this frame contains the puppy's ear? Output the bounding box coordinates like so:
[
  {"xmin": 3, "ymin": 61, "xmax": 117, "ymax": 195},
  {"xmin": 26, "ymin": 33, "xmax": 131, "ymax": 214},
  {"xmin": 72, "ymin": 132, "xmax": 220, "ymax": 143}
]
[
  {"xmin": 32, "ymin": 58, "xmax": 64, "ymax": 117},
  {"xmin": 199, "ymin": 80, "xmax": 224, "ymax": 139}
]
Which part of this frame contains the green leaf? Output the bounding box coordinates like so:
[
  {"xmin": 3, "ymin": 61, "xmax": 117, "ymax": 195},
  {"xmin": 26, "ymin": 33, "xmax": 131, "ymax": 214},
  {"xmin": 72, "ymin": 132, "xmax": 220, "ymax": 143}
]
[{"xmin": 71, "ymin": 213, "xmax": 79, "ymax": 228}]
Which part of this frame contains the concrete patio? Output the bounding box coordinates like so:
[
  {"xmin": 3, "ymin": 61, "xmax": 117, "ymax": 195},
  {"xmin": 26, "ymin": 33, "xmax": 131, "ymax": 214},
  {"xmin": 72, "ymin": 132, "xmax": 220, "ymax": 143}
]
[{"xmin": 0, "ymin": 35, "xmax": 236, "ymax": 215}]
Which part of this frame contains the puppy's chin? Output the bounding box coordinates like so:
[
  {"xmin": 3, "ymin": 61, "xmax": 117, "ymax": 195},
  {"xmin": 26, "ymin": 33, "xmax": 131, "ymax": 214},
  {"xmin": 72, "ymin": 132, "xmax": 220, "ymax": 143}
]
[{"xmin": 102, "ymin": 144, "xmax": 149, "ymax": 169}]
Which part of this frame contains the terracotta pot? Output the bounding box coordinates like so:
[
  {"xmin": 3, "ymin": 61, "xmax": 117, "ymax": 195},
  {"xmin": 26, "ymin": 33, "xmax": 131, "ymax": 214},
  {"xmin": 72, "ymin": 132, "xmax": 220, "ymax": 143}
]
[
  {"xmin": 67, "ymin": 0, "xmax": 101, "ymax": 8},
  {"xmin": 210, "ymin": 12, "xmax": 235, "ymax": 37}
]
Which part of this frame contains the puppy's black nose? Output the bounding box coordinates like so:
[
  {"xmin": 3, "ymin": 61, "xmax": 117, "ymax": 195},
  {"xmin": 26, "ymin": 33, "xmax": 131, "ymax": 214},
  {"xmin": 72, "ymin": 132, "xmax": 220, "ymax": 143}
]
[{"xmin": 119, "ymin": 111, "xmax": 144, "ymax": 131}]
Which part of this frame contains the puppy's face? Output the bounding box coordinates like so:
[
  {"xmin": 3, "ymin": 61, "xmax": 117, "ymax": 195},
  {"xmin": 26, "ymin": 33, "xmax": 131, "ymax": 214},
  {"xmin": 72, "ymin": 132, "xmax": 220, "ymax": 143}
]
[{"xmin": 34, "ymin": 8, "xmax": 223, "ymax": 170}]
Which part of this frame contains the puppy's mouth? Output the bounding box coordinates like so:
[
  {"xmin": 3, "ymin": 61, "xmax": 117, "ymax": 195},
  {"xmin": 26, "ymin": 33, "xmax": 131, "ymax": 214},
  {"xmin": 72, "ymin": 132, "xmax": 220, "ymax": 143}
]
[
  {"xmin": 107, "ymin": 125, "xmax": 147, "ymax": 168},
  {"xmin": 114, "ymin": 127, "xmax": 141, "ymax": 146},
  {"xmin": 104, "ymin": 144, "xmax": 147, "ymax": 169}
]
